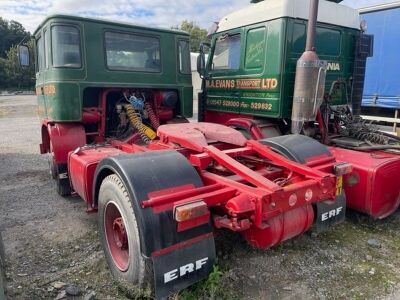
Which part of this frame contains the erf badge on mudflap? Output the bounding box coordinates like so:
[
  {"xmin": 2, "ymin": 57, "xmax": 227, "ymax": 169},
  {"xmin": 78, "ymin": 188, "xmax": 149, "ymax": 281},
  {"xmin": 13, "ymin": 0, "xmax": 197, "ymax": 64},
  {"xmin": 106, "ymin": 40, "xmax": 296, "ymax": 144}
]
[
  {"xmin": 313, "ymin": 194, "xmax": 346, "ymax": 233},
  {"xmin": 152, "ymin": 235, "xmax": 216, "ymax": 299}
]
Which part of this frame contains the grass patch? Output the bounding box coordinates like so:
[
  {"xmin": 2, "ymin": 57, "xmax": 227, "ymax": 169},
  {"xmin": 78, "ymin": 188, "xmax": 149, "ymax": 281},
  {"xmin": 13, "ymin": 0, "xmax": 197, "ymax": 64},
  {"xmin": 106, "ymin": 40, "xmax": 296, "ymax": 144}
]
[{"xmin": 176, "ymin": 265, "xmax": 232, "ymax": 300}]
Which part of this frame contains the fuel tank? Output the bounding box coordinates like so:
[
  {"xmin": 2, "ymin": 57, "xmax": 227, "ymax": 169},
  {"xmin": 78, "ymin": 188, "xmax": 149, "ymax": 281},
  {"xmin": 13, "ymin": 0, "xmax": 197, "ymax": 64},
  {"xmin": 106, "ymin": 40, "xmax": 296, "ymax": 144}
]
[
  {"xmin": 330, "ymin": 147, "xmax": 400, "ymax": 219},
  {"xmin": 68, "ymin": 146, "xmax": 123, "ymax": 205}
]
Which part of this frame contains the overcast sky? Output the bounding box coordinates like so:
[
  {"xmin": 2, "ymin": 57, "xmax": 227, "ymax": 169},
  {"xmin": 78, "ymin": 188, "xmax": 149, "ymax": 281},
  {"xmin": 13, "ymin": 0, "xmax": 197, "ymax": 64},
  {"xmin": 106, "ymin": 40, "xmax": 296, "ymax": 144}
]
[{"xmin": 0, "ymin": 0, "xmax": 395, "ymax": 33}]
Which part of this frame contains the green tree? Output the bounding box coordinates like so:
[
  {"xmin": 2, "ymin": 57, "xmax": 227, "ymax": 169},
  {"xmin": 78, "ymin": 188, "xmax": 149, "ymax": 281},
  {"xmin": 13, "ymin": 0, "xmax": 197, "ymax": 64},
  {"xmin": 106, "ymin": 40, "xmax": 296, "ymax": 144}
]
[
  {"xmin": 2, "ymin": 40, "xmax": 35, "ymax": 89},
  {"xmin": 174, "ymin": 20, "xmax": 208, "ymax": 52},
  {"xmin": 0, "ymin": 17, "xmax": 30, "ymax": 58},
  {"xmin": 0, "ymin": 17, "xmax": 33, "ymax": 89}
]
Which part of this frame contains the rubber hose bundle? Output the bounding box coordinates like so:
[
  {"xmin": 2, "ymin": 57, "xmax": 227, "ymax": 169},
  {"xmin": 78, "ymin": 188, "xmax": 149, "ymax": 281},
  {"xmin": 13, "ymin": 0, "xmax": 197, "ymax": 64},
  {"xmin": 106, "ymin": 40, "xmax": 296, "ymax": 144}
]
[
  {"xmin": 145, "ymin": 101, "xmax": 160, "ymax": 129},
  {"xmin": 125, "ymin": 104, "xmax": 156, "ymax": 143}
]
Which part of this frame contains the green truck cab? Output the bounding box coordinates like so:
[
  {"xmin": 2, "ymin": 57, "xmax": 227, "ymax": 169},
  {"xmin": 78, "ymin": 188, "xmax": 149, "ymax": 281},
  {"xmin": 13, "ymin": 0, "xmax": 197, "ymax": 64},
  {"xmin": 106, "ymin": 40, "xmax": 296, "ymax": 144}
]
[
  {"xmin": 33, "ymin": 14, "xmax": 192, "ymax": 123},
  {"xmin": 20, "ymin": 14, "xmax": 193, "ymax": 194},
  {"xmin": 198, "ymin": 0, "xmax": 367, "ymax": 132}
]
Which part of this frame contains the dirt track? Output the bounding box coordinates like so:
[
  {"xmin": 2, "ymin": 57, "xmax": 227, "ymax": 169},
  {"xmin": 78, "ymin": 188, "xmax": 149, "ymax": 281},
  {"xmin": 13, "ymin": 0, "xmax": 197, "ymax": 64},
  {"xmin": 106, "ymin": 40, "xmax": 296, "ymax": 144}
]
[{"xmin": 1, "ymin": 95, "xmax": 400, "ymax": 299}]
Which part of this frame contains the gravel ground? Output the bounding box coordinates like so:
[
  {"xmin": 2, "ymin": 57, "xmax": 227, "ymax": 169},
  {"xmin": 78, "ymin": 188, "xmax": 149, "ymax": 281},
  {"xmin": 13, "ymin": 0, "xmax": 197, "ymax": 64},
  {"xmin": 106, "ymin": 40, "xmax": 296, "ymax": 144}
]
[{"xmin": 1, "ymin": 95, "xmax": 400, "ymax": 299}]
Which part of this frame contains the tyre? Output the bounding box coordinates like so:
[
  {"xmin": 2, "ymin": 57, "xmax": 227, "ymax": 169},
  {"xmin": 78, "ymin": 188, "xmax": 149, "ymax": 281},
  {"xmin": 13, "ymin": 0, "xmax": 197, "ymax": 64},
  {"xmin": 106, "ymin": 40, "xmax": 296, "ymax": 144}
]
[
  {"xmin": 55, "ymin": 164, "xmax": 71, "ymax": 196},
  {"xmin": 48, "ymin": 144, "xmax": 57, "ymax": 180},
  {"xmin": 48, "ymin": 141, "xmax": 71, "ymax": 196},
  {"xmin": 98, "ymin": 174, "xmax": 151, "ymax": 288}
]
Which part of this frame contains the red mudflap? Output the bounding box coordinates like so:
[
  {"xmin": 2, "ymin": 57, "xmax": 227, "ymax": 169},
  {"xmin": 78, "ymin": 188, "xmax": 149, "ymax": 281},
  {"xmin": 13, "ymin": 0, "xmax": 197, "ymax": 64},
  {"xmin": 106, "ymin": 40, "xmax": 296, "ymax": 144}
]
[{"xmin": 330, "ymin": 147, "xmax": 400, "ymax": 219}]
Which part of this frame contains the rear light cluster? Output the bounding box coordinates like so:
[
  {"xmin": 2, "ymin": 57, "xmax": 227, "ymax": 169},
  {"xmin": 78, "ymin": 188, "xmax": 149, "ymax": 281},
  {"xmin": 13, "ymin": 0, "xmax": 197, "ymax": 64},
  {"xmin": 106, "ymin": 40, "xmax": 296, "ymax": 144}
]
[
  {"xmin": 174, "ymin": 201, "xmax": 208, "ymax": 222},
  {"xmin": 334, "ymin": 162, "xmax": 353, "ymax": 176}
]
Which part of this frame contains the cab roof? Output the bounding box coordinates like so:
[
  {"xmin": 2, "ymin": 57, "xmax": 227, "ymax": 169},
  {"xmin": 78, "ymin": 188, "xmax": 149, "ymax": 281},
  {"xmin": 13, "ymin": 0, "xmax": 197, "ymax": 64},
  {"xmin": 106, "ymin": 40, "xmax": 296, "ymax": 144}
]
[
  {"xmin": 217, "ymin": 0, "xmax": 360, "ymax": 33},
  {"xmin": 33, "ymin": 14, "xmax": 189, "ymax": 36}
]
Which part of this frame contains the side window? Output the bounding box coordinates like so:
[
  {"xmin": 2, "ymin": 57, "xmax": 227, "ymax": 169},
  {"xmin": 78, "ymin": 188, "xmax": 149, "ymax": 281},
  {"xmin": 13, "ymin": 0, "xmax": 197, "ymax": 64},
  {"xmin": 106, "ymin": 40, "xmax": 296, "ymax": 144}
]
[
  {"xmin": 36, "ymin": 36, "xmax": 44, "ymax": 72},
  {"xmin": 44, "ymin": 29, "xmax": 49, "ymax": 69},
  {"xmin": 245, "ymin": 27, "xmax": 266, "ymax": 69},
  {"xmin": 316, "ymin": 27, "xmax": 341, "ymax": 56},
  {"xmin": 292, "ymin": 23, "xmax": 341, "ymax": 56},
  {"xmin": 212, "ymin": 33, "xmax": 241, "ymax": 70},
  {"xmin": 52, "ymin": 25, "xmax": 82, "ymax": 68},
  {"xmin": 104, "ymin": 31, "xmax": 161, "ymax": 72},
  {"xmin": 178, "ymin": 40, "xmax": 191, "ymax": 74},
  {"xmin": 292, "ymin": 23, "xmax": 306, "ymax": 53}
]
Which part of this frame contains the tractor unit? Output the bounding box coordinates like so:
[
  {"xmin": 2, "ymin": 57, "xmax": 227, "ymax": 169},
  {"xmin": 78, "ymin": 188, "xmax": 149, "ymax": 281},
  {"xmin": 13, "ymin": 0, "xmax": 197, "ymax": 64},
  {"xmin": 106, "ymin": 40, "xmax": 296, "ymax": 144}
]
[
  {"xmin": 18, "ymin": 12, "xmax": 350, "ymax": 298},
  {"xmin": 197, "ymin": 0, "xmax": 400, "ymax": 220}
]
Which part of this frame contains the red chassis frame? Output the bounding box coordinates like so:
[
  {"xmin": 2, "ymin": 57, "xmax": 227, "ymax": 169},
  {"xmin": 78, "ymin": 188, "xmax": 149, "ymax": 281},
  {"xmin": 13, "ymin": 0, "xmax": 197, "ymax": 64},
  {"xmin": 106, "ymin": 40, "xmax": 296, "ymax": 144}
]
[
  {"xmin": 68, "ymin": 123, "xmax": 342, "ymax": 249},
  {"xmin": 216, "ymin": 111, "xmax": 400, "ymax": 220}
]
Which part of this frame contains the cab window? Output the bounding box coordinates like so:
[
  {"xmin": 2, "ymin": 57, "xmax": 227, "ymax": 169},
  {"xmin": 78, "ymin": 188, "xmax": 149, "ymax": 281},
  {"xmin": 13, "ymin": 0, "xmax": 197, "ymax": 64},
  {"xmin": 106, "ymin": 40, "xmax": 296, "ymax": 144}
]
[
  {"xmin": 178, "ymin": 40, "xmax": 191, "ymax": 74},
  {"xmin": 105, "ymin": 31, "xmax": 161, "ymax": 72},
  {"xmin": 36, "ymin": 35, "xmax": 44, "ymax": 72},
  {"xmin": 245, "ymin": 27, "xmax": 266, "ymax": 69},
  {"xmin": 211, "ymin": 33, "xmax": 241, "ymax": 70},
  {"xmin": 44, "ymin": 29, "xmax": 49, "ymax": 68},
  {"xmin": 52, "ymin": 25, "xmax": 82, "ymax": 68},
  {"xmin": 292, "ymin": 23, "xmax": 341, "ymax": 56}
]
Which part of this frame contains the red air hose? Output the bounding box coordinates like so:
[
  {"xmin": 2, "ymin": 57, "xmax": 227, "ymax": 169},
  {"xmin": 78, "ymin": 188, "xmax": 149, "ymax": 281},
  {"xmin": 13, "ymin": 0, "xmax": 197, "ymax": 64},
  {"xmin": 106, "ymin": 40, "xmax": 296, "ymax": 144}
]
[{"xmin": 145, "ymin": 101, "xmax": 160, "ymax": 129}]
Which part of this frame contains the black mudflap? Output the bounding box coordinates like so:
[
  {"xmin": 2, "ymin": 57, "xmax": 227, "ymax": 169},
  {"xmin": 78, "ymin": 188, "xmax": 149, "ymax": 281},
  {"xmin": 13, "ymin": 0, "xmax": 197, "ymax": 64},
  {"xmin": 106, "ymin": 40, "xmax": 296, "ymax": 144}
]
[
  {"xmin": 313, "ymin": 194, "xmax": 346, "ymax": 233},
  {"xmin": 153, "ymin": 234, "xmax": 216, "ymax": 299}
]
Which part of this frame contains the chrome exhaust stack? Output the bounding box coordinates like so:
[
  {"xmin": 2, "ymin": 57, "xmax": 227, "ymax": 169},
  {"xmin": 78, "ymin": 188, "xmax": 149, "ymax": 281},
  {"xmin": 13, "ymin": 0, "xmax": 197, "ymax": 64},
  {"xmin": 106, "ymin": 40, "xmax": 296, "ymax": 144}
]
[{"xmin": 291, "ymin": 0, "xmax": 327, "ymax": 134}]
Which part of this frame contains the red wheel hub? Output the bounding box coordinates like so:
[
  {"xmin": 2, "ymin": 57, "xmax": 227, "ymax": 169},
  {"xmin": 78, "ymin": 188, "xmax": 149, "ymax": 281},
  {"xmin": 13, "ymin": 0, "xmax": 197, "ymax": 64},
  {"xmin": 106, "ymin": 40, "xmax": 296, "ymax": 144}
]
[
  {"xmin": 104, "ymin": 202, "xmax": 129, "ymax": 271},
  {"xmin": 113, "ymin": 217, "xmax": 128, "ymax": 250}
]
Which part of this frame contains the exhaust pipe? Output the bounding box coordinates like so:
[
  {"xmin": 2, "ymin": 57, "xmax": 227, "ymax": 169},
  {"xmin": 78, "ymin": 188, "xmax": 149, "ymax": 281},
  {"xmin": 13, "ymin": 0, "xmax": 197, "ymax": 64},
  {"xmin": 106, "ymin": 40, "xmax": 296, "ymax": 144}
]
[{"xmin": 291, "ymin": 0, "xmax": 327, "ymax": 134}]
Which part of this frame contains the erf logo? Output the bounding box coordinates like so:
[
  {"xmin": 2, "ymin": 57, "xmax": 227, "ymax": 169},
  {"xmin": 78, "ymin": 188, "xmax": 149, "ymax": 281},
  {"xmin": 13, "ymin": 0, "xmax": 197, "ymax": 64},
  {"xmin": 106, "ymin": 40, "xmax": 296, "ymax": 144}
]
[
  {"xmin": 164, "ymin": 257, "xmax": 208, "ymax": 283},
  {"xmin": 321, "ymin": 207, "xmax": 343, "ymax": 221}
]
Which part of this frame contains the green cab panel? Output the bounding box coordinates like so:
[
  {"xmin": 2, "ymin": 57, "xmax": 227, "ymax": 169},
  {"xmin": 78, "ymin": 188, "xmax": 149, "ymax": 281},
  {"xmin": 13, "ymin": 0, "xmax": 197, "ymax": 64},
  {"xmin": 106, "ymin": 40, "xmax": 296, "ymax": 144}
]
[
  {"xmin": 40, "ymin": 82, "xmax": 81, "ymax": 121},
  {"xmin": 33, "ymin": 15, "xmax": 193, "ymax": 122},
  {"xmin": 204, "ymin": 17, "xmax": 358, "ymax": 119}
]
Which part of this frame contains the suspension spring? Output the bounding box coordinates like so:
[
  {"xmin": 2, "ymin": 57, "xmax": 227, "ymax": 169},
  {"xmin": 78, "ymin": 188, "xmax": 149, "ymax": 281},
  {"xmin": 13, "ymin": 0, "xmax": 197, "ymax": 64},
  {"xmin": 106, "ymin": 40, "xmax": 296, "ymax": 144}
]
[{"xmin": 125, "ymin": 104, "xmax": 156, "ymax": 143}]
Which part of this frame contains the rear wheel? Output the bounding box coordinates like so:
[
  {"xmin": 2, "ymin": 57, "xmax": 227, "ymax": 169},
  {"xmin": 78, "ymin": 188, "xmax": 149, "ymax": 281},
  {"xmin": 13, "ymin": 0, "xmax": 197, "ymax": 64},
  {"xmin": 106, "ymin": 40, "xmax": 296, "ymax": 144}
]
[
  {"xmin": 55, "ymin": 164, "xmax": 71, "ymax": 196},
  {"xmin": 47, "ymin": 141, "xmax": 71, "ymax": 196},
  {"xmin": 98, "ymin": 174, "xmax": 151, "ymax": 287}
]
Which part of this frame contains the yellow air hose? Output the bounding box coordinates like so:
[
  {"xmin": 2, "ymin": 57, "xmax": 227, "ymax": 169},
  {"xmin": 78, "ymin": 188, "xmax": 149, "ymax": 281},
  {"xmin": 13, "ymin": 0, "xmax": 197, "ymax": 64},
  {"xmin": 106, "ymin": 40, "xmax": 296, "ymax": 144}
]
[{"xmin": 125, "ymin": 104, "xmax": 156, "ymax": 142}]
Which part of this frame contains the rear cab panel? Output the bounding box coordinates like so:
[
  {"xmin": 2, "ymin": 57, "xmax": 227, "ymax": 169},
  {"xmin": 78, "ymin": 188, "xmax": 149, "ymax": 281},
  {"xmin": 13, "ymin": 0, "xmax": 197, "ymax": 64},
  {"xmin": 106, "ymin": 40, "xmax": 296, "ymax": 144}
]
[{"xmin": 33, "ymin": 15, "xmax": 193, "ymax": 123}]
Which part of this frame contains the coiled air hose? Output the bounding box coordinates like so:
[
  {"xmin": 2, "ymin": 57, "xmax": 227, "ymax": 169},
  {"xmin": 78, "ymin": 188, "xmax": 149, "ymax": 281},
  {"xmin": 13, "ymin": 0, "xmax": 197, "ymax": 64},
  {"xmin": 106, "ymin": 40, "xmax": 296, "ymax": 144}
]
[
  {"xmin": 125, "ymin": 104, "xmax": 156, "ymax": 143},
  {"xmin": 144, "ymin": 101, "xmax": 160, "ymax": 129}
]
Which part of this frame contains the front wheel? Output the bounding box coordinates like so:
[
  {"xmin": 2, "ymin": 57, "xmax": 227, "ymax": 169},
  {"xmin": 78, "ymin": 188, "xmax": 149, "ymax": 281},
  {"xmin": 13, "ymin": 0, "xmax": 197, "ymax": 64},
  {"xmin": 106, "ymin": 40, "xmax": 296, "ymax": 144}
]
[{"xmin": 98, "ymin": 174, "xmax": 151, "ymax": 288}]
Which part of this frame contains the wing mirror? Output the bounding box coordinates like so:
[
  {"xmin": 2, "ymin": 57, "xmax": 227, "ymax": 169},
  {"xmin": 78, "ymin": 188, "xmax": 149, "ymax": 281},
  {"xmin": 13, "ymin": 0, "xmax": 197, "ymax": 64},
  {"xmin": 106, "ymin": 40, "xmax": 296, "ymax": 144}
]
[
  {"xmin": 18, "ymin": 45, "xmax": 30, "ymax": 67},
  {"xmin": 197, "ymin": 43, "xmax": 210, "ymax": 78}
]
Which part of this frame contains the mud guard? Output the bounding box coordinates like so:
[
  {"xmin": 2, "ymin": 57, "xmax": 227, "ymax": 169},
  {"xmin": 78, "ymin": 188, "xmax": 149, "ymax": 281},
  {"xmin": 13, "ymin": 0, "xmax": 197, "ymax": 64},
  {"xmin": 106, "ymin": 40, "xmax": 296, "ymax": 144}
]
[
  {"xmin": 94, "ymin": 151, "xmax": 216, "ymax": 298},
  {"xmin": 45, "ymin": 122, "xmax": 86, "ymax": 164},
  {"xmin": 260, "ymin": 134, "xmax": 346, "ymax": 231},
  {"xmin": 260, "ymin": 134, "xmax": 333, "ymax": 163}
]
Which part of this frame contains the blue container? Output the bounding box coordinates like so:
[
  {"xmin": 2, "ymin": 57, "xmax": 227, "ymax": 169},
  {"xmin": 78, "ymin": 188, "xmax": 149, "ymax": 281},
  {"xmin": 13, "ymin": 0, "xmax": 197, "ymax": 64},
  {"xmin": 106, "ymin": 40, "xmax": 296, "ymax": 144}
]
[{"xmin": 361, "ymin": 3, "xmax": 400, "ymax": 109}]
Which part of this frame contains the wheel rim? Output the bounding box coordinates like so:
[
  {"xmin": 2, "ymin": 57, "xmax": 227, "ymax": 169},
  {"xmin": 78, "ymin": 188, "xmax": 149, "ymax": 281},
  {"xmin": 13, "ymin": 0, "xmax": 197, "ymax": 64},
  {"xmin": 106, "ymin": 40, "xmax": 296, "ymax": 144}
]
[{"xmin": 104, "ymin": 202, "xmax": 130, "ymax": 271}]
